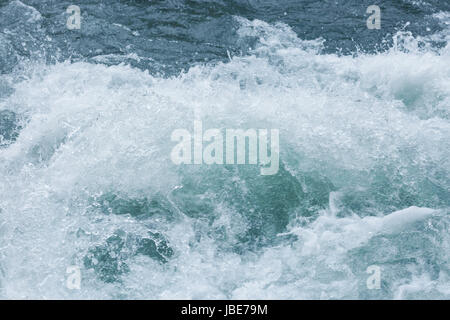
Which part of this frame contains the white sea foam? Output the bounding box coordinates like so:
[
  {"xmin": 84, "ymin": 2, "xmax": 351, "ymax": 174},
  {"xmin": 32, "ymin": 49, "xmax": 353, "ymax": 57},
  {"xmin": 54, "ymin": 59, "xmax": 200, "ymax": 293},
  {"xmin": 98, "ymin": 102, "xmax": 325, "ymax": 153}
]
[{"xmin": 0, "ymin": 16, "xmax": 448, "ymax": 299}]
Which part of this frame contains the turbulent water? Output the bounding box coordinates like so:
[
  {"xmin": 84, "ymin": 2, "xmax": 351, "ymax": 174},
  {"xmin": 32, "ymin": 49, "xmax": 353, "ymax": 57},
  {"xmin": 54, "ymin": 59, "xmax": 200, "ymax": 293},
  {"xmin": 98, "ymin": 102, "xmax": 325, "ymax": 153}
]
[{"xmin": 0, "ymin": 0, "xmax": 449, "ymax": 299}]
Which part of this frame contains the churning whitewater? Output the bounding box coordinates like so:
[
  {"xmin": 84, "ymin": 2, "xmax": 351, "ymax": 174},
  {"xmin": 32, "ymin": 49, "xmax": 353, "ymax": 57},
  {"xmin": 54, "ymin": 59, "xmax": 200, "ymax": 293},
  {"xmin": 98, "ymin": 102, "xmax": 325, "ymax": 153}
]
[{"xmin": 0, "ymin": 0, "xmax": 449, "ymax": 299}]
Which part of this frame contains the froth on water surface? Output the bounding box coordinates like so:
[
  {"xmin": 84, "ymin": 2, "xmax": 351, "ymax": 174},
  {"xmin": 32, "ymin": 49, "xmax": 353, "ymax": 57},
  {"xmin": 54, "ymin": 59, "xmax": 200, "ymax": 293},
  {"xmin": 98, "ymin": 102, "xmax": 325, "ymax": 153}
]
[{"xmin": 0, "ymin": 0, "xmax": 448, "ymax": 299}]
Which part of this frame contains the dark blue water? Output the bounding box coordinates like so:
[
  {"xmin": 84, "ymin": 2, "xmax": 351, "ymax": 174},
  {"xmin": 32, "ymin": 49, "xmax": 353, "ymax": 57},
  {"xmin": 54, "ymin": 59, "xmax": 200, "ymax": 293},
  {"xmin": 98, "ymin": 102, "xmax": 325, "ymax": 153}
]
[{"xmin": 1, "ymin": 0, "xmax": 449, "ymax": 75}]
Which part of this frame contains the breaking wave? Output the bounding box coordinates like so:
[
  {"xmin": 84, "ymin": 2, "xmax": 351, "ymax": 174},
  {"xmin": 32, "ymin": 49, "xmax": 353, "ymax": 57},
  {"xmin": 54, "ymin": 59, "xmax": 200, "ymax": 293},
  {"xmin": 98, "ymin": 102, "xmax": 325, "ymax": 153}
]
[{"xmin": 0, "ymin": 0, "xmax": 449, "ymax": 299}]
